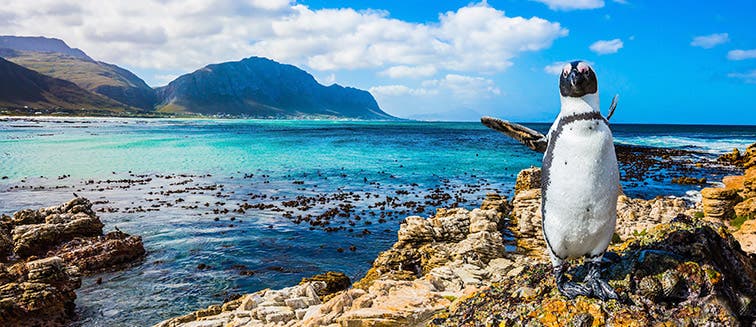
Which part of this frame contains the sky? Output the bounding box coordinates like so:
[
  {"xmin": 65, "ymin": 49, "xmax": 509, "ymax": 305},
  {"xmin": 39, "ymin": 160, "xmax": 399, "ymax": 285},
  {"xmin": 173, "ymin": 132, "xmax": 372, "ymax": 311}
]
[{"xmin": 1, "ymin": 0, "xmax": 755, "ymax": 124}]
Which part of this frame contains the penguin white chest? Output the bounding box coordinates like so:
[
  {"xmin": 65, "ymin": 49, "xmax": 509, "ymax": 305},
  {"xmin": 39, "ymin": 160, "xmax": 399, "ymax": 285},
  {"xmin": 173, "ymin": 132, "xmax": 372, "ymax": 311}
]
[{"xmin": 542, "ymin": 118, "xmax": 619, "ymax": 260}]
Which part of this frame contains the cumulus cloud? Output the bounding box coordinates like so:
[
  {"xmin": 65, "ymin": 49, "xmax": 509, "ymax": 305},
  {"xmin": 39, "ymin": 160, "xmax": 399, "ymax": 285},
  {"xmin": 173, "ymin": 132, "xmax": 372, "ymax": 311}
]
[
  {"xmin": 369, "ymin": 85, "xmax": 437, "ymax": 97},
  {"xmin": 544, "ymin": 60, "xmax": 596, "ymax": 75},
  {"xmin": 690, "ymin": 33, "xmax": 729, "ymax": 49},
  {"xmin": 380, "ymin": 65, "xmax": 437, "ymax": 79},
  {"xmin": 544, "ymin": 61, "xmax": 568, "ymax": 75},
  {"xmin": 589, "ymin": 39, "xmax": 623, "ymax": 55},
  {"xmin": 0, "ymin": 1, "xmax": 567, "ymax": 85},
  {"xmin": 727, "ymin": 49, "xmax": 756, "ymax": 60},
  {"xmin": 728, "ymin": 70, "xmax": 756, "ymax": 83},
  {"xmin": 531, "ymin": 0, "xmax": 604, "ymax": 11},
  {"xmin": 429, "ymin": 74, "xmax": 501, "ymax": 99},
  {"xmin": 371, "ymin": 74, "xmax": 500, "ymax": 101}
]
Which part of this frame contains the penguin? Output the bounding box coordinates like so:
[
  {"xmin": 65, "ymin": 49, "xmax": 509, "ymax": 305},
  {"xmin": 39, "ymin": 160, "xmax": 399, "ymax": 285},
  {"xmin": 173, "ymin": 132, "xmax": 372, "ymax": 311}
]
[{"xmin": 481, "ymin": 61, "xmax": 619, "ymax": 301}]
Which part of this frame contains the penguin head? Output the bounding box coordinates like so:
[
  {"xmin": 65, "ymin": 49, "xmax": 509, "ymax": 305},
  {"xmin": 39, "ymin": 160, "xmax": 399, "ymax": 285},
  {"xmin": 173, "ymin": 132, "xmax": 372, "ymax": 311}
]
[{"xmin": 559, "ymin": 61, "xmax": 597, "ymax": 98}]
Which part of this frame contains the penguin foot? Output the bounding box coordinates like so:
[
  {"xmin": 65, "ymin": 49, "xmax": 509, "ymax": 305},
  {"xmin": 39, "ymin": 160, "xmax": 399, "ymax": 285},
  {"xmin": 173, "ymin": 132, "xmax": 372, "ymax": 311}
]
[
  {"xmin": 585, "ymin": 263, "xmax": 618, "ymax": 301},
  {"xmin": 557, "ymin": 280, "xmax": 593, "ymax": 299}
]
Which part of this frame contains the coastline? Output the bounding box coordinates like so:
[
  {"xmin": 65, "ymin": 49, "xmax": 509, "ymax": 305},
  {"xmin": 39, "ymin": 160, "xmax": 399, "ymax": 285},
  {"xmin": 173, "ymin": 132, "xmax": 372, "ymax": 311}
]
[
  {"xmin": 152, "ymin": 149, "xmax": 756, "ymax": 326},
  {"xmin": 1, "ymin": 119, "xmax": 754, "ymax": 326}
]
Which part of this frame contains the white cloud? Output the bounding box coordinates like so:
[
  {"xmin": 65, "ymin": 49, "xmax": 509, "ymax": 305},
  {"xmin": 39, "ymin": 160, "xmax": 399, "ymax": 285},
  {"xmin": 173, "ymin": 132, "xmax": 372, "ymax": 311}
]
[
  {"xmin": 727, "ymin": 49, "xmax": 756, "ymax": 60},
  {"xmin": 544, "ymin": 60, "xmax": 596, "ymax": 75},
  {"xmin": 589, "ymin": 38, "xmax": 623, "ymax": 55},
  {"xmin": 0, "ymin": 1, "xmax": 567, "ymax": 85},
  {"xmin": 544, "ymin": 61, "xmax": 568, "ymax": 75},
  {"xmin": 690, "ymin": 33, "xmax": 729, "ymax": 49},
  {"xmin": 371, "ymin": 74, "xmax": 500, "ymax": 100},
  {"xmin": 532, "ymin": 0, "xmax": 604, "ymax": 11},
  {"xmin": 369, "ymin": 85, "xmax": 436, "ymax": 97},
  {"xmin": 380, "ymin": 65, "xmax": 437, "ymax": 79},
  {"xmin": 432, "ymin": 74, "xmax": 501, "ymax": 99},
  {"xmin": 728, "ymin": 70, "xmax": 756, "ymax": 83}
]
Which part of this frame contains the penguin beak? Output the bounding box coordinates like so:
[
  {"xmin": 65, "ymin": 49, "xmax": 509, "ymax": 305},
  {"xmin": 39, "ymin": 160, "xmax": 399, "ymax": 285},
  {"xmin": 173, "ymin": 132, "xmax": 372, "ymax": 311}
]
[
  {"xmin": 567, "ymin": 70, "xmax": 585, "ymax": 88},
  {"xmin": 559, "ymin": 65, "xmax": 597, "ymax": 98}
]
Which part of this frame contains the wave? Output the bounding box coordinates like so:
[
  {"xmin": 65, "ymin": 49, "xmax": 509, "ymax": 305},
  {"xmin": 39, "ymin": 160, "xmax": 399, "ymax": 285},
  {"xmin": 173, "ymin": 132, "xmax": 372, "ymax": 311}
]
[{"xmin": 614, "ymin": 135, "xmax": 754, "ymax": 154}]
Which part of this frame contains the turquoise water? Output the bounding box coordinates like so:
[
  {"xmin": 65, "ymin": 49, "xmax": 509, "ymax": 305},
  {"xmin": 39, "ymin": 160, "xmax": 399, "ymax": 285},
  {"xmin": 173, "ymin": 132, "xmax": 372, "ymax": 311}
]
[{"xmin": 0, "ymin": 118, "xmax": 754, "ymax": 326}]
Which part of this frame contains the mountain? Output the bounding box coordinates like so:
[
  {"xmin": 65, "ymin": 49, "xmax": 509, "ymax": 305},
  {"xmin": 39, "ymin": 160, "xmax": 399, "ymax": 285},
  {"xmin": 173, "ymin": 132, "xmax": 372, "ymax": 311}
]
[
  {"xmin": 0, "ymin": 37, "xmax": 156, "ymax": 110},
  {"xmin": 156, "ymin": 56, "xmax": 394, "ymax": 119},
  {"xmin": 0, "ymin": 57, "xmax": 127, "ymax": 111},
  {"xmin": 0, "ymin": 36, "xmax": 91, "ymax": 60}
]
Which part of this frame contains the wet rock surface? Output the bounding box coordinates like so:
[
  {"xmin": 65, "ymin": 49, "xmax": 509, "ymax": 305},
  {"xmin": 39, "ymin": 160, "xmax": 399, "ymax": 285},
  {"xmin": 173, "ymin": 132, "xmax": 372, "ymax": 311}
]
[
  {"xmin": 0, "ymin": 198, "xmax": 145, "ymax": 326},
  {"xmin": 0, "ymin": 256, "xmax": 81, "ymax": 327}
]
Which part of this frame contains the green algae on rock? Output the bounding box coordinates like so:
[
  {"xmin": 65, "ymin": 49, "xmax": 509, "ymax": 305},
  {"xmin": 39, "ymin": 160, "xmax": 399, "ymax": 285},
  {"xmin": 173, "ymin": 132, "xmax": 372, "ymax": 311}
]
[{"xmin": 430, "ymin": 215, "xmax": 755, "ymax": 326}]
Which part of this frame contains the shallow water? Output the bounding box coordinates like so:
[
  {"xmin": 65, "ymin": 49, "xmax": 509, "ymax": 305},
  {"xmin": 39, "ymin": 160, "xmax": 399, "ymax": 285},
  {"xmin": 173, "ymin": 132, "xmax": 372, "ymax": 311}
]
[{"xmin": 0, "ymin": 118, "xmax": 753, "ymax": 326}]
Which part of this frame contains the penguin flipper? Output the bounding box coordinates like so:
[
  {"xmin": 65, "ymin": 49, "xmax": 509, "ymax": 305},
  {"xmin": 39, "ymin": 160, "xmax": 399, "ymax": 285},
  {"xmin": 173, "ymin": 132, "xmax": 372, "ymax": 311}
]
[
  {"xmin": 481, "ymin": 116, "xmax": 547, "ymax": 153},
  {"xmin": 605, "ymin": 94, "xmax": 618, "ymax": 121}
]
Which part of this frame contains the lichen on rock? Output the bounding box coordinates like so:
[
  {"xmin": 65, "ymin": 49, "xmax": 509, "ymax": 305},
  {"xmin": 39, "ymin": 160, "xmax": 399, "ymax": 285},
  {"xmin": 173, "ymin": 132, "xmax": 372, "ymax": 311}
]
[{"xmin": 431, "ymin": 215, "xmax": 755, "ymax": 326}]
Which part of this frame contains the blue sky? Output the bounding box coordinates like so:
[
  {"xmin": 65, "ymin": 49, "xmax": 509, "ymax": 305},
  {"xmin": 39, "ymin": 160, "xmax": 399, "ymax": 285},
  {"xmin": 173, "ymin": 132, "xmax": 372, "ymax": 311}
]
[{"xmin": 2, "ymin": 0, "xmax": 755, "ymax": 123}]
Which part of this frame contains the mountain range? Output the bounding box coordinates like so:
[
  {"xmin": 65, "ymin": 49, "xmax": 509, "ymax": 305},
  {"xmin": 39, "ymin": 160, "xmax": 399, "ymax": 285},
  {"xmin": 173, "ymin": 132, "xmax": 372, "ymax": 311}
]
[{"xmin": 0, "ymin": 36, "xmax": 394, "ymax": 119}]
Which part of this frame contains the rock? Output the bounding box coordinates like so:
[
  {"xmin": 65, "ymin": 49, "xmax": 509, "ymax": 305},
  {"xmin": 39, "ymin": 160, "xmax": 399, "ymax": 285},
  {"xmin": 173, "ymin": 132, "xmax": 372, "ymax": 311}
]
[
  {"xmin": 432, "ymin": 216, "xmax": 756, "ymax": 326},
  {"xmin": 514, "ymin": 167, "xmax": 541, "ymax": 195},
  {"xmin": 723, "ymin": 175, "xmax": 745, "ymax": 191},
  {"xmin": 355, "ymin": 200, "xmax": 507, "ymax": 290},
  {"xmin": 615, "ymin": 195, "xmax": 690, "ymax": 239},
  {"xmin": 11, "ymin": 209, "xmax": 43, "ymax": 225},
  {"xmin": 735, "ymin": 198, "xmax": 756, "ymax": 220},
  {"xmin": 671, "ymin": 176, "xmax": 706, "ymax": 185},
  {"xmin": 744, "ymin": 167, "xmax": 756, "ymax": 199},
  {"xmin": 11, "ymin": 214, "xmax": 104, "ymax": 257},
  {"xmin": 153, "ymin": 282, "xmax": 325, "ymax": 327},
  {"xmin": 733, "ymin": 219, "xmax": 756, "ymax": 253},
  {"xmin": 0, "ymin": 256, "xmax": 81, "ymax": 326},
  {"xmin": 701, "ymin": 187, "xmax": 741, "ymax": 219},
  {"xmin": 299, "ymin": 271, "xmax": 351, "ymax": 301},
  {"xmin": 718, "ymin": 143, "xmax": 756, "ymax": 169},
  {"xmin": 510, "ymin": 188, "xmax": 543, "ymax": 252},
  {"xmin": 0, "ymin": 198, "xmax": 144, "ymax": 326},
  {"xmin": 50, "ymin": 230, "xmax": 146, "ymax": 274},
  {"xmin": 479, "ymin": 193, "xmax": 511, "ymax": 220},
  {"xmin": 10, "ymin": 199, "xmax": 105, "ymax": 258},
  {"xmin": 0, "ymin": 229, "xmax": 12, "ymax": 261}
]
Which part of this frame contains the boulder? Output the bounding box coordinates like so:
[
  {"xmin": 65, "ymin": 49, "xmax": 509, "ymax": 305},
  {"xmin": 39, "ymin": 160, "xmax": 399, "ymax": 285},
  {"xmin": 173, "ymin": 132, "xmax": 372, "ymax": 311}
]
[
  {"xmin": 50, "ymin": 230, "xmax": 145, "ymax": 274},
  {"xmin": 744, "ymin": 167, "xmax": 756, "ymax": 199},
  {"xmin": 514, "ymin": 167, "xmax": 541, "ymax": 195},
  {"xmin": 701, "ymin": 187, "xmax": 741, "ymax": 219},
  {"xmin": 0, "ymin": 256, "xmax": 81, "ymax": 326},
  {"xmin": 12, "ymin": 214, "xmax": 104, "ymax": 257},
  {"xmin": 615, "ymin": 195, "xmax": 690, "ymax": 239},
  {"xmin": 718, "ymin": 143, "xmax": 756, "ymax": 168},
  {"xmin": 9, "ymin": 198, "xmax": 105, "ymax": 258},
  {"xmin": 299, "ymin": 271, "xmax": 351, "ymax": 301}
]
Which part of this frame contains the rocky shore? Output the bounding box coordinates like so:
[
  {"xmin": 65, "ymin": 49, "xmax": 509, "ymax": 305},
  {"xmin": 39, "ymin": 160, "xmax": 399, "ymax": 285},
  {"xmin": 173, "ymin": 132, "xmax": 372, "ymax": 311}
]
[
  {"xmin": 154, "ymin": 147, "xmax": 756, "ymax": 326},
  {"xmin": 0, "ymin": 197, "xmax": 145, "ymax": 326}
]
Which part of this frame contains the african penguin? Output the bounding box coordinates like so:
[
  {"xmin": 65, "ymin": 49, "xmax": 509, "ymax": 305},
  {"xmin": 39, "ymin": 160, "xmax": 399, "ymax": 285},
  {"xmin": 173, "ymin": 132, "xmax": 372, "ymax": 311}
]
[{"xmin": 541, "ymin": 60, "xmax": 619, "ymax": 300}]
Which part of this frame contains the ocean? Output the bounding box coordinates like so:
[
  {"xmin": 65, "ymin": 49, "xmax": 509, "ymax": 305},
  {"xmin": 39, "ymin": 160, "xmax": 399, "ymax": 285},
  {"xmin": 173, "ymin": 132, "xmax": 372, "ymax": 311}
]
[{"xmin": 0, "ymin": 118, "xmax": 754, "ymax": 326}]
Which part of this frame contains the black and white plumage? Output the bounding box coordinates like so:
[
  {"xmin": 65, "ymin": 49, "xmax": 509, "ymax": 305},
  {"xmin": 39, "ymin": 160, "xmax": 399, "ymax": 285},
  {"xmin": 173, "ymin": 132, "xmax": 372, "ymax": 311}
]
[{"xmin": 482, "ymin": 60, "xmax": 620, "ymax": 301}]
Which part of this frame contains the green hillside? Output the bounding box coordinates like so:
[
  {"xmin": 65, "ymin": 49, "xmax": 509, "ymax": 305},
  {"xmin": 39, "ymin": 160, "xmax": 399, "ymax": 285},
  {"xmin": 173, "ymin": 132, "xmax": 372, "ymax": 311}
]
[{"xmin": 0, "ymin": 49, "xmax": 156, "ymax": 110}]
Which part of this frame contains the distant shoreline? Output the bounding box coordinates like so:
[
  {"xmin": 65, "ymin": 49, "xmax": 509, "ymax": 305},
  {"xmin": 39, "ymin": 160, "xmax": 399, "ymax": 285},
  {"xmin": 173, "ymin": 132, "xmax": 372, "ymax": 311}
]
[
  {"xmin": 2, "ymin": 111, "xmax": 756, "ymax": 126},
  {"xmin": 0, "ymin": 109, "xmax": 408, "ymax": 121}
]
